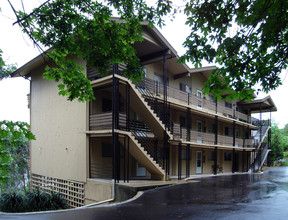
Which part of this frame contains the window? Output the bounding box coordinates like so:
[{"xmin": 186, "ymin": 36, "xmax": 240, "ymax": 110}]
[
  {"xmin": 143, "ymin": 68, "xmax": 147, "ymax": 78},
  {"xmin": 180, "ymin": 116, "xmax": 186, "ymax": 128},
  {"xmin": 154, "ymin": 73, "xmax": 169, "ymax": 86},
  {"xmin": 224, "ymin": 152, "xmax": 232, "ymax": 161},
  {"xmin": 225, "ymin": 127, "xmax": 233, "ymax": 137},
  {"xmin": 225, "ymin": 101, "xmax": 232, "ymax": 109},
  {"xmin": 196, "ymin": 90, "xmax": 203, "ymax": 109},
  {"xmin": 208, "ymin": 123, "xmax": 215, "ymax": 133},
  {"xmin": 102, "ymin": 99, "xmax": 112, "ymax": 112},
  {"xmin": 196, "ymin": 120, "xmax": 203, "ymax": 132},
  {"xmin": 102, "ymin": 142, "xmax": 124, "ymax": 158},
  {"xmin": 179, "ymin": 83, "xmax": 192, "ymax": 94},
  {"xmin": 102, "ymin": 143, "xmax": 112, "ymax": 157},
  {"xmin": 208, "ymin": 95, "xmax": 216, "ymax": 103},
  {"xmin": 235, "ymin": 130, "xmax": 239, "ymax": 138}
]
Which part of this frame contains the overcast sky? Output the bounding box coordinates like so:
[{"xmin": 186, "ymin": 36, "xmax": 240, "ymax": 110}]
[{"xmin": 0, "ymin": 0, "xmax": 287, "ymax": 128}]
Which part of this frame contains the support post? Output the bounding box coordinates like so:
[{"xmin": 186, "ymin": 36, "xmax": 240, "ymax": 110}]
[
  {"xmin": 233, "ymin": 121, "xmax": 236, "ymax": 147},
  {"xmin": 186, "ymin": 144, "xmax": 190, "ymax": 178},
  {"xmin": 214, "ymin": 116, "xmax": 218, "ymax": 145},
  {"xmin": 187, "ymin": 108, "xmax": 191, "ymax": 141},
  {"xmin": 242, "ymin": 150, "xmax": 245, "ymax": 173},
  {"xmin": 232, "ymin": 148, "xmax": 235, "ymax": 173},
  {"xmin": 213, "ymin": 147, "xmax": 218, "ymax": 175},
  {"xmin": 126, "ymin": 83, "xmax": 130, "ymax": 131},
  {"xmin": 123, "ymin": 137, "xmax": 126, "ymax": 182},
  {"xmin": 178, "ymin": 143, "xmax": 182, "ymax": 180}
]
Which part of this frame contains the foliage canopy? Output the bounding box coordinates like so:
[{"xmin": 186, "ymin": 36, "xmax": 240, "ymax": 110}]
[
  {"xmin": 8, "ymin": 0, "xmax": 288, "ymax": 101},
  {"xmin": 0, "ymin": 121, "xmax": 35, "ymax": 189}
]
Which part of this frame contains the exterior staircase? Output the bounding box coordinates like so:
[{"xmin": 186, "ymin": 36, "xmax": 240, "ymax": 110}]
[
  {"xmin": 118, "ymin": 130, "xmax": 165, "ymax": 180},
  {"xmin": 118, "ymin": 75, "xmax": 173, "ymax": 140},
  {"xmin": 250, "ymin": 123, "xmax": 271, "ymax": 172}
]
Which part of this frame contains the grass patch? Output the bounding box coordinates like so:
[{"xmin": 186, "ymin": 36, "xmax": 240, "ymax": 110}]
[{"xmin": 284, "ymin": 151, "xmax": 288, "ymax": 158}]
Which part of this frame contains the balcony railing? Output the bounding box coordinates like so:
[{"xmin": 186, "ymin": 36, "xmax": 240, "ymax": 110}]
[
  {"xmin": 141, "ymin": 78, "xmax": 251, "ymax": 123},
  {"xmin": 173, "ymin": 123, "xmax": 254, "ymax": 148},
  {"xmin": 89, "ymin": 112, "xmax": 126, "ymax": 130},
  {"xmin": 89, "ymin": 112, "xmax": 153, "ymax": 134}
]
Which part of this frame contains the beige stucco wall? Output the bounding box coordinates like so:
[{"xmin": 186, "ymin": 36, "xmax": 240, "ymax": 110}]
[{"xmin": 30, "ymin": 59, "xmax": 88, "ymax": 182}]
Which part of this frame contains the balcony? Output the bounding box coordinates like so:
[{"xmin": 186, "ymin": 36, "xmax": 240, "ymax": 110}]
[
  {"xmin": 173, "ymin": 123, "xmax": 254, "ymax": 148},
  {"xmin": 141, "ymin": 78, "xmax": 251, "ymax": 123},
  {"xmin": 89, "ymin": 112, "xmax": 126, "ymax": 130}
]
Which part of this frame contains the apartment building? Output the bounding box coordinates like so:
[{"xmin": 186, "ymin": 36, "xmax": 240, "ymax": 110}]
[{"xmin": 12, "ymin": 23, "xmax": 276, "ymax": 207}]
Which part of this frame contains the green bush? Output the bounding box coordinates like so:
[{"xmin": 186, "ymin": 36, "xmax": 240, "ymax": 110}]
[{"xmin": 0, "ymin": 189, "xmax": 69, "ymax": 213}]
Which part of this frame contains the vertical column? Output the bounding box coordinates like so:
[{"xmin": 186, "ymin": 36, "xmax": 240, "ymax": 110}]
[
  {"xmin": 163, "ymin": 55, "xmax": 169, "ymax": 179},
  {"xmin": 268, "ymin": 107, "xmax": 272, "ymax": 149},
  {"xmin": 186, "ymin": 144, "xmax": 190, "ymax": 178},
  {"xmin": 260, "ymin": 103, "xmax": 263, "ymax": 142},
  {"xmin": 123, "ymin": 137, "xmax": 126, "ymax": 183},
  {"xmin": 127, "ymin": 136, "xmax": 130, "ymax": 182},
  {"xmin": 89, "ymin": 136, "xmax": 91, "ymax": 178},
  {"xmin": 213, "ymin": 147, "xmax": 218, "ymax": 175},
  {"xmin": 253, "ymin": 149, "xmax": 256, "ymax": 172},
  {"xmin": 187, "ymin": 108, "xmax": 191, "ymax": 142},
  {"xmin": 242, "ymin": 124, "xmax": 245, "ymax": 148},
  {"xmin": 242, "ymin": 150, "xmax": 245, "ymax": 172},
  {"xmin": 232, "ymin": 148, "xmax": 235, "ymax": 173},
  {"xmin": 233, "ymin": 121, "xmax": 236, "ymax": 147},
  {"xmin": 112, "ymin": 63, "xmax": 119, "ymax": 181},
  {"xmin": 178, "ymin": 143, "xmax": 182, "ymax": 180},
  {"xmin": 214, "ymin": 116, "xmax": 218, "ymax": 145},
  {"xmin": 126, "ymin": 83, "xmax": 130, "ymax": 131}
]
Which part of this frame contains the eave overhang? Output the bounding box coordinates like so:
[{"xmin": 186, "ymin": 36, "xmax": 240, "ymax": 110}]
[{"xmin": 238, "ymin": 95, "xmax": 277, "ymax": 113}]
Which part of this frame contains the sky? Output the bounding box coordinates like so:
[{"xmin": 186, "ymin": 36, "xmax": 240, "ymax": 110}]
[{"xmin": 0, "ymin": 0, "xmax": 287, "ymax": 128}]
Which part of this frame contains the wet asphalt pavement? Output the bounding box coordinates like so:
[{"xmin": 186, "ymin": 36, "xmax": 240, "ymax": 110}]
[{"xmin": 1, "ymin": 166, "xmax": 288, "ymax": 220}]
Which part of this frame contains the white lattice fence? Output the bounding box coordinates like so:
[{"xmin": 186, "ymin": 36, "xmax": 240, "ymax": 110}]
[{"xmin": 31, "ymin": 173, "xmax": 85, "ymax": 208}]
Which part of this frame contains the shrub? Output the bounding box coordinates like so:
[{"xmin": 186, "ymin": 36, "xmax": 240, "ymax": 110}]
[{"xmin": 0, "ymin": 189, "xmax": 69, "ymax": 213}]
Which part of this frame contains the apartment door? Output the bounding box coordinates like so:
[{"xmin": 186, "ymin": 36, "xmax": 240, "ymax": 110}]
[
  {"xmin": 136, "ymin": 162, "xmax": 146, "ymax": 176},
  {"xmin": 196, "ymin": 120, "xmax": 203, "ymax": 143},
  {"xmin": 196, "ymin": 151, "xmax": 202, "ymax": 174},
  {"xmin": 196, "ymin": 90, "xmax": 203, "ymax": 109}
]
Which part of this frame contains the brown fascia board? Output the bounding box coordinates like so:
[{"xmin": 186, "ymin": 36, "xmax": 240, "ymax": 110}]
[
  {"xmin": 238, "ymin": 95, "xmax": 277, "ymax": 112},
  {"xmin": 11, "ymin": 49, "xmax": 52, "ymax": 78}
]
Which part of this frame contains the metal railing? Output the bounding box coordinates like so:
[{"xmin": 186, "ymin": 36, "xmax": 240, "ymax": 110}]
[
  {"xmin": 173, "ymin": 122, "xmax": 254, "ymax": 148},
  {"xmin": 134, "ymin": 78, "xmax": 173, "ymax": 133},
  {"xmin": 139, "ymin": 77, "xmax": 251, "ymax": 123},
  {"xmin": 131, "ymin": 130, "xmax": 164, "ymax": 170},
  {"xmin": 89, "ymin": 112, "xmax": 126, "ymax": 130}
]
